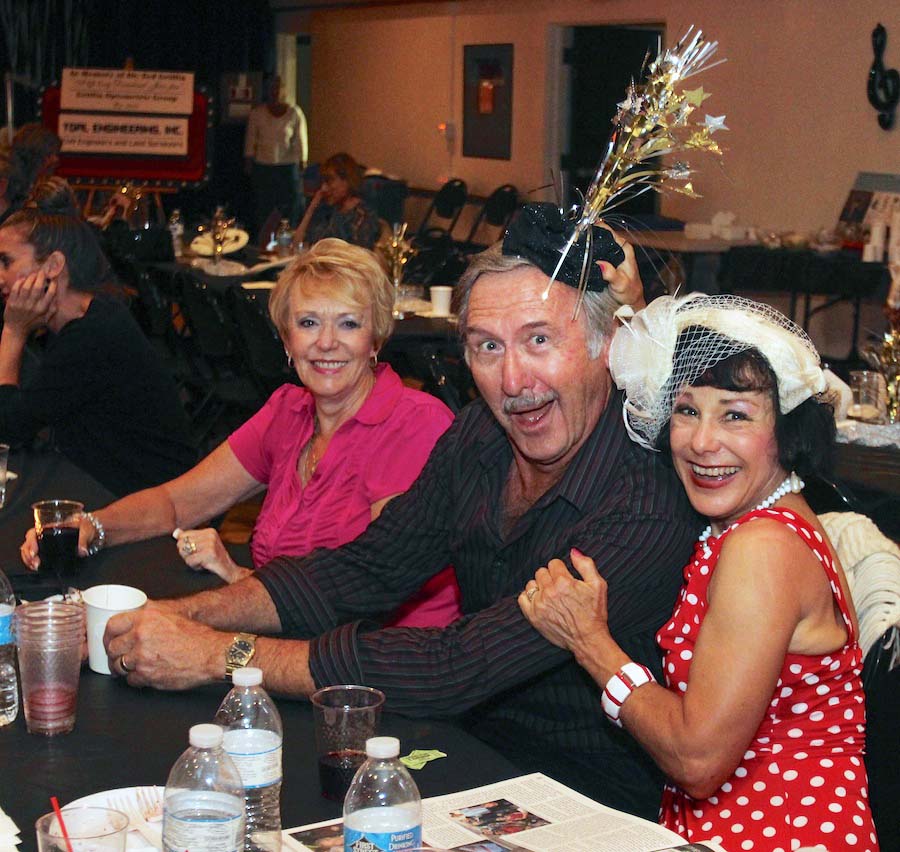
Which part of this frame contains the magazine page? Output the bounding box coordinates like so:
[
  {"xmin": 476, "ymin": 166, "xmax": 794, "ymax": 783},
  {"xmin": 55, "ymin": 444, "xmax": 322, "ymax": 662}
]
[{"xmin": 282, "ymin": 773, "xmax": 729, "ymax": 852}]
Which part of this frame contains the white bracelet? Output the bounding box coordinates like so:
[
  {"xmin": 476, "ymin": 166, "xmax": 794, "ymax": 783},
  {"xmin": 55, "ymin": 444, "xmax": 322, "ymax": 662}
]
[
  {"xmin": 83, "ymin": 511, "xmax": 106, "ymax": 556},
  {"xmin": 601, "ymin": 662, "xmax": 655, "ymax": 728}
]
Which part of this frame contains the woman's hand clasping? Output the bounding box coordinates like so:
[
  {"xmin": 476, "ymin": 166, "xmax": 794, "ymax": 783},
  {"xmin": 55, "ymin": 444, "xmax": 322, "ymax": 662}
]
[{"xmin": 518, "ymin": 548, "xmax": 611, "ymax": 652}]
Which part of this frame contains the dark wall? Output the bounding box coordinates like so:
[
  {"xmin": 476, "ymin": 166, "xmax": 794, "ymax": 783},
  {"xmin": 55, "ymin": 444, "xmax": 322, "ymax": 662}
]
[{"xmin": 3, "ymin": 0, "xmax": 275, "ymax": 225}]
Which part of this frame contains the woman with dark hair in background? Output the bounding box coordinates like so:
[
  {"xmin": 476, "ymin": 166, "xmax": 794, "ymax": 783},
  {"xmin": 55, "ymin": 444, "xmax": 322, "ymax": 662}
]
[
  {"xmin": 0, "ymin": 145, "xmax": 29, "ymax": 227},
  {"xmin": 293, "ymin": 152, "xmax": 380, "ymax": 249},
  {"xmin": 11, "ymin": 122, "xmax": 62, "ymax": 189},
  {"xmin": 0, "ymin": 186, "xmax": 196, "ymax": 496},
  {"xmin": 520, "ymin": 294, "xmax": 879, "ymax": 850}
]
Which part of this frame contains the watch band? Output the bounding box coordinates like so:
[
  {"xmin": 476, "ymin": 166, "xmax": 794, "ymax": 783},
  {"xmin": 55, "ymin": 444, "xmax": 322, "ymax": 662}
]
[
  {"xmin": 224, "ymin": 632, "xmax": 257, "ymax": 681},
  {"xmin": 83, "ymin": 511, "xmax": 106, "ymax": 556},
  {"xmin": 601, "ymin": 662, "xmax": 655, "ymax": 728}
]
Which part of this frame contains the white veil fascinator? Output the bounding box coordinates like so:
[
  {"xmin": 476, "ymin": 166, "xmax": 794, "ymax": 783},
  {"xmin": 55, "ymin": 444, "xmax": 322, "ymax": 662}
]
[{"xmin": 608, "ymin": 293, "xmax": 827, "ymax": 451}]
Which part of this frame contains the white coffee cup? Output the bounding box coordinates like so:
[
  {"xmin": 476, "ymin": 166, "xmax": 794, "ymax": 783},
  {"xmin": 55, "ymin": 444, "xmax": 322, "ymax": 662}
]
[
  {"xmin": 82, "ymin": 584, "xmax": 147, "ymax": 675},
  {"xmin": 429, "ymin": 286, "xmax": 454, "ymax": 317}
]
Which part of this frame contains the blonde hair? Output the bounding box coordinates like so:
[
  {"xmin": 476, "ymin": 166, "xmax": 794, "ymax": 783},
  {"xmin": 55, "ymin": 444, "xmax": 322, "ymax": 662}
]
[{"xmin": 268, "ymin": 238, "xmax": 395, "ymax": 347}]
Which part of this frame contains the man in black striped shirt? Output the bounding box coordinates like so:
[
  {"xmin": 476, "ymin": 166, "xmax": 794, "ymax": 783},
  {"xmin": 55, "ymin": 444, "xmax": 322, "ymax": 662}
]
[{"xmin": 105, "ymin": 221, "xmax": 700, "ymax": 818}]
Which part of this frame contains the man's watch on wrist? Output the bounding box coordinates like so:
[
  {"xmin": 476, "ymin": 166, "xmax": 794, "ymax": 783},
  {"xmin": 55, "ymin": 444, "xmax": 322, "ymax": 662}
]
[{"xmin": 224, "ymin": 632, "xmax": 257, "ymax": 681}]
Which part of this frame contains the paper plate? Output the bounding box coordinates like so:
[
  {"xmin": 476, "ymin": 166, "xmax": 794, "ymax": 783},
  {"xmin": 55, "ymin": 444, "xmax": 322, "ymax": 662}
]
[
  {"xmin": 190, "ymin": 257, "xmax": 248, "ymax": 276},
  {"xmin": 66, "ymin": 785, "xmax": 164, "ymax": 850},
  {"xmin": 190, "ymin": 228, "xmax": 250, "ymax": 257}
]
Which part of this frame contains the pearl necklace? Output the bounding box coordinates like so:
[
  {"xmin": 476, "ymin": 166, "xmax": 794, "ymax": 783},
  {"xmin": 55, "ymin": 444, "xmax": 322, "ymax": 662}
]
[{"xmin": 697, "ymin": 471, "xmax": 805, "ymax": 544}]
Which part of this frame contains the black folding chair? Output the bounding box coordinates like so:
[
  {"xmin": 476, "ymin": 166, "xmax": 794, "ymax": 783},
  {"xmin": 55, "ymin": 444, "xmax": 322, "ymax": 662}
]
[
  {"xmin": 227, "ymin": 287, "xmax": 297, "ymax": 398},
  {"xmin": 176, "ymin": 273, "xmax": 264, "ymax": 449},
  {"xmin": 414, "ymin": 178, "xmax": 467, "ymax": 241},
  {"xmin": 457, "ymin": 184, "xmax": 520, "ymax": 253}
]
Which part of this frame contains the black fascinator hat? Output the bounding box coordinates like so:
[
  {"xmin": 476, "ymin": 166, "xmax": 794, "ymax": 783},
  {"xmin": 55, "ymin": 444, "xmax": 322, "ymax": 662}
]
[{"xmin": 502, "ymin": 202, "xmax": 625, "ymax": 293}]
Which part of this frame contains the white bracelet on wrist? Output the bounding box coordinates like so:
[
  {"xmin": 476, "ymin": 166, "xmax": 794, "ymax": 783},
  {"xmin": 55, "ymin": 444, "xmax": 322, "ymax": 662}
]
[
  {"xmin": 601, "ymin": 662, "xmax": 655, "ymax": 728},
  {"xmin": 83, "ymin": 511, "xmax": 106, "ymax": 556}
]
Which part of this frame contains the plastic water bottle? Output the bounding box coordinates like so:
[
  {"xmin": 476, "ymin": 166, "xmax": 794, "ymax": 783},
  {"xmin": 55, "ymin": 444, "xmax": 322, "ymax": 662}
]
[
  {"xmin": 215, "ymin": 667, "xmax": 283, "ymax": 852},
  {"xmin": 162, "ymin": 723, "xmax": 245, "ymax": 852},
  {"xmin": 275, "ymin": 219, "xmax": 293, "ymax": 258},
  {"xmin": 343, "ymin": 737, "xmax": 422, "ymax": 852},
  {"xmin": 0, "ymin": 569, "xmax": 17, "ymax": 726},
  {"xmin": 168, "ymin": 209, "xmax": 185, "ymax": 258}
]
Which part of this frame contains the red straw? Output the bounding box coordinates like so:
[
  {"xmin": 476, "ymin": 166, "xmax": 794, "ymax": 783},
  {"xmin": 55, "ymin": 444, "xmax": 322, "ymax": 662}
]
[{"xmin": 49, "ymin": 796, "xmax": 75, "ymax": 852}]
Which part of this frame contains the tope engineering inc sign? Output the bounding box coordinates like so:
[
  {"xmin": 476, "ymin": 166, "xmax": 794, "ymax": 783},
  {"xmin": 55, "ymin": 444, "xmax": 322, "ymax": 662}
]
[{"xmin": 58, "ymin": 68, "xmax": 194, "ymax": 157}]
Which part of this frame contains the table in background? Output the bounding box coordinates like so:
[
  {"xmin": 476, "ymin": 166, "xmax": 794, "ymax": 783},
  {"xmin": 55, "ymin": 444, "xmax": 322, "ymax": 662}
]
[
  {"xmin": 718, "ymin": 246, "xmax": 890, "ymax": 360},
  {"xmin": 623, "ymin": 229, "xmax": 754, "ymax": 292}
]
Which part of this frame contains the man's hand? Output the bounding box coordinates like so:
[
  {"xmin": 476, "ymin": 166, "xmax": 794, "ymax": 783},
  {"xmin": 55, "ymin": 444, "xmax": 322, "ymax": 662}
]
[
  {"xmin": 104, "ymin": 600, "xmax": 228, "ymax": 690},
  {"xmin": 3, "ymin": 271, "xmax": 57, "ymax": 337},
  {"xmin": 596, "ymin": 226, "xmax": 645, "ymax": 311},
  {"xmin": 174, "ymin": 528, "xmax": 249, "ymax": 584}
]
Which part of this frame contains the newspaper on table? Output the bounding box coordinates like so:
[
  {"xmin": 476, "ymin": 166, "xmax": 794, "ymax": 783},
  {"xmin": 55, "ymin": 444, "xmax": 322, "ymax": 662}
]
[{"xmin": 281, "ymin": 772, "xmax": 728, "ymax": 852}]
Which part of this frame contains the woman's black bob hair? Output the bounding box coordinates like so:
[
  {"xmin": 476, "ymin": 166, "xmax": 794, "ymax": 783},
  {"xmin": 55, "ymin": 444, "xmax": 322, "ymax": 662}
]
[{"xmin": 654, "ymin": 327, "xmax": 836, "ymax": 480}]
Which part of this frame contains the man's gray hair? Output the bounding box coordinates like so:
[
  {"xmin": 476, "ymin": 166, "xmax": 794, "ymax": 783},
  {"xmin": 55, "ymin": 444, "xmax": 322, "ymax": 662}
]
[{"xmin": 453, "ymin": 243, "xmax": 620, "ymax": 359}]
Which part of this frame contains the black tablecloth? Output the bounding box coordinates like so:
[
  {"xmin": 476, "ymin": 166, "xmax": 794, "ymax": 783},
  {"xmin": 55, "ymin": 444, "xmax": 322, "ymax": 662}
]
[{"xmin": 0, "ymin": 451, "xmax": 519, "ymax": 850}]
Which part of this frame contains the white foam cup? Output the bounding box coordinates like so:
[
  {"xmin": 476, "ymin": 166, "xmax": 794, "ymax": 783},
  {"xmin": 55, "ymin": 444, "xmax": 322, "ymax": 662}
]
[
  {"xmin": 430, "ymin": 286, "xmax": 454, "ymax": 317},
  {"xmin": 82, "ymin": 584, "xmax": 147, "ymax": 675}
]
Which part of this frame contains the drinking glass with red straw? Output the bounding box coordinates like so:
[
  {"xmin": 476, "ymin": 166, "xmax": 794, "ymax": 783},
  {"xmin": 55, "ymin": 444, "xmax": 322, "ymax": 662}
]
[{"xmin": 49, "ymin": 796, "xmax": 74, "ymax": 852}]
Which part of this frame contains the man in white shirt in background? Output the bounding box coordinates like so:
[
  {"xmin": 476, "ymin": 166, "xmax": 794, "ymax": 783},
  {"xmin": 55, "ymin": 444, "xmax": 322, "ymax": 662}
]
[{"xmin": 244, "ymin": 74, "xmax": 308, "ymax": 242}]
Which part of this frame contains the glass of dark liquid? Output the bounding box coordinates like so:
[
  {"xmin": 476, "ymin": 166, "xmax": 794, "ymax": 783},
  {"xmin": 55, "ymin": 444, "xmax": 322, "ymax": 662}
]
[
  {"xmin": 33, "ymin": 500, "xmax": 84, "ymax": 594},
  {"xmin": 310, "ymin": 685, "xmax": 385, "ymax": 801}
]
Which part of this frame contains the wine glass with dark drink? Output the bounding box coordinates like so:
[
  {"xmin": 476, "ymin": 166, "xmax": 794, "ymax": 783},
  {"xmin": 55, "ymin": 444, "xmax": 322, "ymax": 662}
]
[{"xmin": 32, "ymin": 500, "xmax": 84, "ymax": 594}]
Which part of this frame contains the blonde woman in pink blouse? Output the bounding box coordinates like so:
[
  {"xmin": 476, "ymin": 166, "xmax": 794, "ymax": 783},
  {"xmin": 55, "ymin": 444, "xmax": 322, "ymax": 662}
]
[{"xmin": 21, "ymin": 239, "xmax": 460, "ymax": 627}]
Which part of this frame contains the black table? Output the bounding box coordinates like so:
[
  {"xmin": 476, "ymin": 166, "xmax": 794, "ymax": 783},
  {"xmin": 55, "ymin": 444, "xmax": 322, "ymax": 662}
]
[
  {"xmin": 2, "ymin": 676, "xmax": 520, "ymax": 852},
  {"xmin": 0, "ymin": 451, "xmax": 520, "ymax": 850},
  {"xmin": 718, "ymin": 246, "xmax": 890, "ymax": 360}
]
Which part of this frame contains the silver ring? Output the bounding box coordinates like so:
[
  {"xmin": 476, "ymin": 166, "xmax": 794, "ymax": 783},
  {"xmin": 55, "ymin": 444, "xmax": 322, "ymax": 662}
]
[
  {"xmin": 182, "ymin": 537, "xmax": 196, "ymax": 555},
  {"xmin": 526, "ymin": 586, "xmax": 540, "ymax": 602},
  {"xmin": 119, "ymin": 655, "xmax": 134, "ymax": 674}
]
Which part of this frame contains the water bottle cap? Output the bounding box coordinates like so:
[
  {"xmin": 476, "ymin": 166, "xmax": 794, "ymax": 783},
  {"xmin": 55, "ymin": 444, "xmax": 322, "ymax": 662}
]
[
  {"xmin": 365, "ymin": 736, "xmax": 400, "ymax": 759},
  {"xmin": 189, "ymin": 723, "xmax": 224, "ymax": 748},
  {"xmin": 231, "ymin": 666, "xmax": 263, "ymax": 687}
]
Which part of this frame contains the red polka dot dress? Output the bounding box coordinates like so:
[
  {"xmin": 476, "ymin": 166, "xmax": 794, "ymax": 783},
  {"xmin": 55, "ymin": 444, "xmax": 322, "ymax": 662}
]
[{"xmin": 658, "ymin": 508, "xmax": 879, "ymax": 852}]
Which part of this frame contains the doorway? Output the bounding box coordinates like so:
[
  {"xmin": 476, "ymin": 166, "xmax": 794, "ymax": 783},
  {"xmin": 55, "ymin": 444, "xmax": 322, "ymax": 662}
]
[{"xmin": 556, "ymin": 24, "xmax": 664, "ymax": 218}]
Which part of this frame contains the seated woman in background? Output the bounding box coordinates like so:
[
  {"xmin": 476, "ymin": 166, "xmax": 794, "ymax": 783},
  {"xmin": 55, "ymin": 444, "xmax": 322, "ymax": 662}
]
[
  {"xmin": 0, "ymin": 189, "xmax": 197, "ymax": 495},
  {"xmin": 293, "ymin": 152, "xmax": 380, "ymax": 250},
  {"xmin": 22, "ymin": 238, "xmax": 461, "ymax": 628},
  {"xmin": 520, "ymin": 294, "xmax": 879, "ymax": 851}
]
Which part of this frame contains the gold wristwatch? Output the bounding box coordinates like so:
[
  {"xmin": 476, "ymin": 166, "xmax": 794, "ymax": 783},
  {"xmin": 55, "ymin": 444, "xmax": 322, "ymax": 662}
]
[{"xmin": 224, "ymin": 632, "xmax": 257, "ymax": 681}]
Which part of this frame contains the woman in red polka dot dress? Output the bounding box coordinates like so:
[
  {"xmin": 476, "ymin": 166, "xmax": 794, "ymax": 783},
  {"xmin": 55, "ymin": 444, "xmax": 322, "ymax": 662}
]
[{"xmin": 519, "ymin": 295, "xmax": 879, "ymax": 851}]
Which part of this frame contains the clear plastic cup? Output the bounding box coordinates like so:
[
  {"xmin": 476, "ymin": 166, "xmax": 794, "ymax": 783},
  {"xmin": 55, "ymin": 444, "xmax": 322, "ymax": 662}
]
[
  {"xmin": 310, "ymin": 685, "xmax": 385, "ymax": 801},
  {"xmin": 15, "ymin": 600, "xmax": 85, "ymax": 735},
  {"xmin": 36, "ymin": 806, "xmax": 129, "ymax": 851}
]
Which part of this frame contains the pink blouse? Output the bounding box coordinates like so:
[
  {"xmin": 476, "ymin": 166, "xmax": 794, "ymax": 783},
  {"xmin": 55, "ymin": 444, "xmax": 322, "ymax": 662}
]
[{"xmin": 228, "ymin": 364, "xmax": 460, "ymax": 627}]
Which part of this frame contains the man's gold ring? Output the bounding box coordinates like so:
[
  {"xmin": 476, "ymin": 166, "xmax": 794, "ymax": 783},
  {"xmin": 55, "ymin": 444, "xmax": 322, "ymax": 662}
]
[
  {"xmin": 119, "ymin": 655, "xmax": 134, "ymax": 674},
  {"xmin": 526, "ymin": 587, "xmax": 540, "ymax": 602}
]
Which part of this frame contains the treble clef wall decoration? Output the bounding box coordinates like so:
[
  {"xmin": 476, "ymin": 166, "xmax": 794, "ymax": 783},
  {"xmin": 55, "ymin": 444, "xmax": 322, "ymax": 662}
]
[{"xmin": 868, "ymin": 23, "xmax": 899, "ymax": 130}]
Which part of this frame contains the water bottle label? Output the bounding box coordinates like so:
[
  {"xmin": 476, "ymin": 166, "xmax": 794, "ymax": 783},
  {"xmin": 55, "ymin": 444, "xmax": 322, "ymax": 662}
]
[
  {"xmin": 163, "ymin": 813, "xmax": 243, "ymax": 852},
  {"xmin": 343, "ymin": 825, "xmax": 421, "ymax": 852},
  {"xmin": 0, "ymin": 608, "xmax": 12, "ymax": 645},
  {"xmin": 222, "ymin": 729, "xmax": 282, "ymax": 788},
  {"xmin": 163, "ymin": 790, "xmax": 244, "ymax": 852}
]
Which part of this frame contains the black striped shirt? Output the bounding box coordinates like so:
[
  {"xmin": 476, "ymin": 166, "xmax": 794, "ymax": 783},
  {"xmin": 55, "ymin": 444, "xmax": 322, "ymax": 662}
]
[{"xmin": 257, "ymin": 392, "xmax": 701, "ymax": 816}]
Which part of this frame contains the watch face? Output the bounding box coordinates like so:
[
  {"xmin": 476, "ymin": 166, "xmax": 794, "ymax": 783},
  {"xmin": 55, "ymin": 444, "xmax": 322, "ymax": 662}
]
[{"xmin": 228, "ymin": 637, "xmax": 255, "ymax": 665}]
